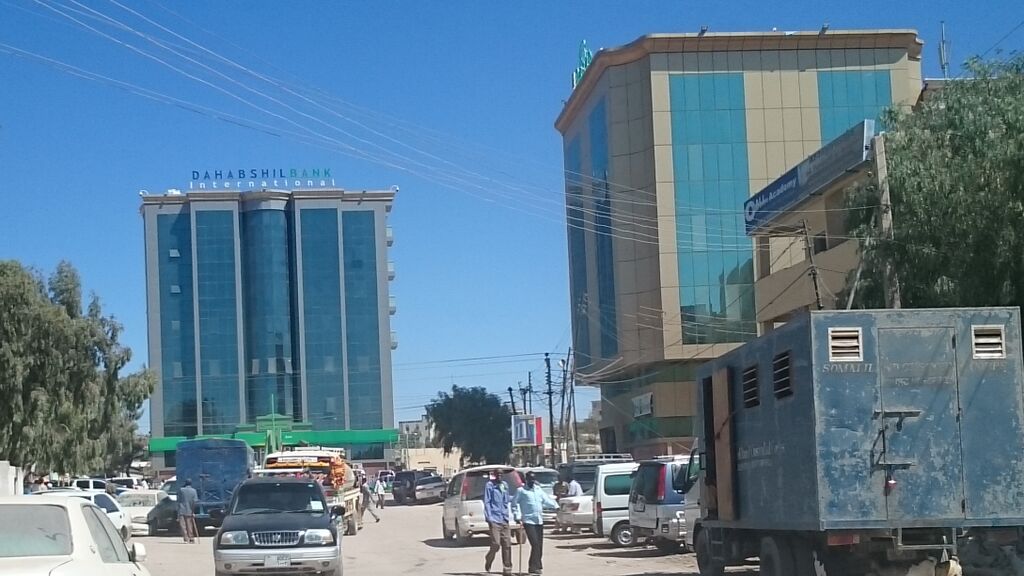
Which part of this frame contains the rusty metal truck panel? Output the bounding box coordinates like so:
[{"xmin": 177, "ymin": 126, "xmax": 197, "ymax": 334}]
[{"xmin": 696, "ymin": 307, "xmax": 1024, "ymax": 532}]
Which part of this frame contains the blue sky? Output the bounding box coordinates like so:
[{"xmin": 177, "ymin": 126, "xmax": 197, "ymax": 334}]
[{"xmin": 1, "ymin": 1, "xmax": 1020, "ymax": 429}]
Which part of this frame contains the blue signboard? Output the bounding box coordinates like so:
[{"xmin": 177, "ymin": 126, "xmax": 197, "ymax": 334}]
[{"xmin": 744, "ymin": 120, "xmax": 875, "ymax": 234}]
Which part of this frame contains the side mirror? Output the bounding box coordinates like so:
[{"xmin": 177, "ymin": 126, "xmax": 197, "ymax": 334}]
[
  {"xmin": 130, "ymin": 542, "xmax": 147, "ymax": 563},
  {"xmin": 331, "ymin": 505, "xmax": 346, "ymax": 518},
  {"xmin": 209, "ymin": 508, "xmax": 226, "ymax": 522}
]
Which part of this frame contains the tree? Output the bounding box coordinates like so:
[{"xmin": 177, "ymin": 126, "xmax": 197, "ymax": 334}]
[
  {"xmin": 0, "ymin": 260, "xmax": 154, "ymax": 474},
  {"xmin": 847, "ymin": 55, "xmax": 1024, "ymax": 308},
  {"xmin": 425, "ymin": 385, "xmax": 511, "ymax": 465}
]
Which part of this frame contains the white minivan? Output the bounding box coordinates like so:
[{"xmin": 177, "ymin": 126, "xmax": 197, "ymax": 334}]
[{"xmin": 591, "ymin": 462, "xmax": 639, "ymax": 546}]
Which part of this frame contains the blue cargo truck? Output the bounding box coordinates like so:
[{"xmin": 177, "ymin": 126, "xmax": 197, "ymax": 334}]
[
  {"xmin": 683, "ymin": 308, "xmax": 1024, "ymax": 575},
  {"xmin": 175, "ymin": 438, "xmax": 254, "ymax": 530}
]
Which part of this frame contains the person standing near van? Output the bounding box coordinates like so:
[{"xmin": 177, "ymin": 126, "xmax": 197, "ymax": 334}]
[
  {"xmin": 514, "ymin": 471, "xmax": 559, "ymax": 575},
  {"xmin": 483, "ymin": 471, "xmax": 513, "ymax": 576},
  {"xmin": 566, "ymin": 474, "xmax": 582, "ymax": 498},
  {"xmin": 177, "ymin": 480, "xmax": 199, "ymax": 543}
]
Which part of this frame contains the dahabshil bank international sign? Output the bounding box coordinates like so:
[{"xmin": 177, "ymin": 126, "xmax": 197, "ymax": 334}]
[{"xmin": 189, "ymin": 167, "xmax": 336, "ymax": 190}]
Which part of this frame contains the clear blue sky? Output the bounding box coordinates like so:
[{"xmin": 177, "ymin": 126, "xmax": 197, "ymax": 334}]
[{"xmin": 1, "ymin": 1, "xmax": 1020, "ymax": 429}]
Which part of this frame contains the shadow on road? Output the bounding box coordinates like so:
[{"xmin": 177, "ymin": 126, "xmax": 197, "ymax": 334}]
[
  {"xmin": 589, "ymin": 547, "xmax": 679, "ymax": 559},
  {"xmin": 556, "ymin": 541, "xmax": 617, "ymax": 552},
  {"xmin": 422, "ymin": 538, "xmax": 490, "ymax": 549}
]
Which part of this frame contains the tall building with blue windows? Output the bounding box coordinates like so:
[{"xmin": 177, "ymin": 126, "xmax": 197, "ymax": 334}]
[
  {"xmin": 142, "ymin": 188, "xmax": 398, "ymax": 468},
  {"xmin": 556, "ymin": 30, "xmax": 923, "ymax": 458}
]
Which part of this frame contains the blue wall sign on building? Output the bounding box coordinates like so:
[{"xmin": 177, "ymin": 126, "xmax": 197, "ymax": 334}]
[
  {"xmin": 189, "ymin": 167, "xmax": 336, "ymax": 190},
  {"xmin": 744, "ymin": 120, "xmax": 875, "ymax": 235}
]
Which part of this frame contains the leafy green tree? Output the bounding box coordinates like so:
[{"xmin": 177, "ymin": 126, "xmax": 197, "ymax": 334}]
[
  {"xmin": 0, "ymin": 260, "xmax": 154, "ymax": 474},
  {"xmin": 425, "ymin": 385, "xmax": 511, "ymax": 465},
  {"xmin": 847, "ymin": 55, "xmax": 1024, "ymax": 308}
]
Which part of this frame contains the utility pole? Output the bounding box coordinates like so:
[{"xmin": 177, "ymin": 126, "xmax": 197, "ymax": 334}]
[
  {"xmin": 801, "ymin": 220, "xmax": 825, "ymax": 310},
  {"xmin": 874, "ymin": 133, "xmax": 902, "ymax": 308},
  {"xmin": 545, "ymin": 353, "xmax": 556, "ymax": 468},
  {"xmin": 527, "ymin": 373, "xmax": 533, "ymax": 413},
  {"xmin": 939, "ymin": 21, "xmax": 950, "ymax": 79},
  {"xmin": 568, "ymin": 348, "xmax": 580, "ymax": 456},
  {"xmin": 507, "ymin": 387, "xmax": 517, "ymax": 415}
]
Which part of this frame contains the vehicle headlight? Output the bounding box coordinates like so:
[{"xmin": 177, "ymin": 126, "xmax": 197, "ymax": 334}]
[
  {"xmin": 219, "ymin": 531, "xmax": 249, "ymax": 545},
  {"xmin": 304, "ymin": 529, "xmax": 334, "ymax": 545}
]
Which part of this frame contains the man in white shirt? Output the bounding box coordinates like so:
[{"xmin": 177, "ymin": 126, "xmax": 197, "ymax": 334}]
[{"xmin": 566, "ymin": 475, "xmax": 583, "ymax": 498}]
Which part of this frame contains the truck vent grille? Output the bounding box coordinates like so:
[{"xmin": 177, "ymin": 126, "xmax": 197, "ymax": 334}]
[
  {"xmin": 972, "ymin": 325, "xmax": 1006, "ymax": 359},
  {"xmin": 773, "ymin": 352, "xmax": 792, "ymax": 398},
  {"xmin": 252, "ymin": 531, "xmax": 301, "ymax": 547},
  {"xmin": 741, "ymin": 366, "xmax": 759, "ymax": 408},
  {"xmin": 828, "ymin": 328, "xmax": 863, "ymax": 362}
]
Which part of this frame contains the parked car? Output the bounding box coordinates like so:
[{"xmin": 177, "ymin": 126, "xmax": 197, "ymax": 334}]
[
  {"xmin": 516, "ymin": 467, "xmax": 559, "ymax": 524},
  {"xmin": 392, "ymin": 470, "xmax": 434, "ymax": 505},
  {"xmin": 212, "ymin": 477, "xmax": 345, "ymax": 576},
  {"xmin": 557, "ymin": 453, "xmax": 633, "ymax": 494},
  {"xmin": 0, "ymin": 496, "xmax": 150, "ymax": 575},
  {"xmin": 556, "ymin": 493, "xmax": 593, "ymax": 533},
  {"xmin": 37, "ymin": 490, "xmax": 130, "ymax": 541},
  {"xmin": 441, "ymin": 465, "xmax": 523, "ymax": 546},
  {"xmin": 145, "ymin": 494, "xmax": 180, "ymax": 535},
  {"xmin": 592, "ymin": 462, "xmax": 639, "ymax": 546},
  {"xmin": 413, "ymin": 476, "xmax": 446, "ymax": 504},
  {"xmin": 117, "ymin": 490, "xmax": 169, "ymax": 537},
  {"xmin": 72, "ymin": 478, "xmax": 126, "ymax": 494},
  {"xmin": 629, "ymin": 455, "xmax": 689, "ymax": 553}
]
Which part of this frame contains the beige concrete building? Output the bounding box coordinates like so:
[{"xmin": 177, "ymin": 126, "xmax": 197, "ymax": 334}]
[{"xmin": 556, "ymin": 30, "xmax": 923, "ymax": 458}]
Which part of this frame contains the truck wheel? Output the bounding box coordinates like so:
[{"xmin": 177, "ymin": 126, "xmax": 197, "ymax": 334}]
[
  {"xmin": 611, "ymin": 522, "xmax": 634, "ymax": 547},
  {"xmin": 695, "ymin": 529, "xmax": 725, "ymax": 576},
  {"xmin": 760, "ymin": 536, "xmax": 796, "ymax": 576}
]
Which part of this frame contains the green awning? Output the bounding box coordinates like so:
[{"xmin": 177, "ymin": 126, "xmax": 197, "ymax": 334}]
[{"xmin": 149, "ymin": 428, "xmax": 399, "ymax": 453}]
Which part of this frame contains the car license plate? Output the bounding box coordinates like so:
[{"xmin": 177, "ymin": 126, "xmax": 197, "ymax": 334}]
[
  {"xmin": 634, "ymin": 501, "xmax": 646, "ymax": 512},
  {"xmin": 265, "ymin": 555, "xmax": 291, "ymax": 568}
]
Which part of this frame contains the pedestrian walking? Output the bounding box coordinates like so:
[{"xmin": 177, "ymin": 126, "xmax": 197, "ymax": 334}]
[
  {"xmin": 483, "ymin": 470, "xmax": 513, "ymax": 576},
  {"xmin": 374, "ymin": 477, "xmax": 386, "ymax": 509},
  {"xmin": 359, "ymin": 478, "xmax": 380, "ymax": 523},
  {"xmin": 513, "ymin": 471, "xmax": 559, "ymax": 576},
  {"xmin": 177, "ymin": 479, "xmax": 200, "ymax": 543},
  {"xmin": 565, "ymin": 474, "xmax": 583, "ymax": 498}
]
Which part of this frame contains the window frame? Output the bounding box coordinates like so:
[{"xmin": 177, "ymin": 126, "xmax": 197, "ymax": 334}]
[{"xmin": 601, "ymin": 473, "xmax": 632, "ymax": 497}]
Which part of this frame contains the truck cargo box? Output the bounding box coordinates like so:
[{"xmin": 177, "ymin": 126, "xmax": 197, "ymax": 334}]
[{"xmin": 695, "ymin": 308, "xmax": 1024, "ymax": 533}]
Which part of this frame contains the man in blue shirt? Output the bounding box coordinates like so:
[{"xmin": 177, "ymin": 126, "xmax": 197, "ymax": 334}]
[
  {"xmin": 483, "ymin": 470, "xmax": 512, "ymax": 575},
  {"xmin": 513, "ymin": 471, "xmax": 559, "ymax": 575}
]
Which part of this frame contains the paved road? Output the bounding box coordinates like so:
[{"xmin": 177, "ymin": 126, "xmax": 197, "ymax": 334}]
[{"xmin": 142, "ymin": 501, "xmax": 758, "ymax": 575}]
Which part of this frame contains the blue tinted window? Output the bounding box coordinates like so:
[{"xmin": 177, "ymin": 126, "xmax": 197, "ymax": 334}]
[
  {"xmin": 301, "ymin": 208, "xmax": 345, "ymax": 430},
  {"xmin": 195, "ymin": 210, "xmax": 240, "ymax": 434},
  {"xmin": 157, "ymin": 212, "xmax": 197, "ymax": 436},
  {"xmin": 343, "ymin": 211, "xmax": 382, "ymax": 430},
  {"xmin": 565, "ymin": 137, "xmax": 591, "ymax": 365},
  {"xmin": 589, "ymin": 99, "xmax": 617, "ymax": 358},
  {"xmin": 818, "ymin": 70, "xmax": 892, "ymax": 143},
  {"xmin": 669, "ymin": 73, "xmax": 756, "ymax": 345},
  {"xmin": 242, "ymin": 209, "xmax": 298, "ymax": 422}
]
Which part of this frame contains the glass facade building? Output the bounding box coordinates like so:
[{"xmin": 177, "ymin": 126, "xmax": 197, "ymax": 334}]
[
  {"xmin": 556, "ymin": 30, "xmax": 923, "ymax": 458},
  {"xmin": 143, "ymin": 189, "xmax": 397, "ymax": 457}
]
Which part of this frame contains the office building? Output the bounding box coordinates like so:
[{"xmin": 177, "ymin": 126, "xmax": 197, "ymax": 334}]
[
  {"xmin": 142, "ymin": 188, "xmax": 398, "ymax": 466},
  {"xmin": 556, "ymin": 30, "xmax": 923, "ymax": 458}
]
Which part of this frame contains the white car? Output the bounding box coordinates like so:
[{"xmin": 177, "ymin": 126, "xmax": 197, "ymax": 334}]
[
  {"xmin": 116, "ymin": 490, "xmax": 169, "ymax": 536},
  {"xmin": 556, "ymin": 494, "xmax": 594, "ymax": 533},
  {"xmin": 37, "ymin": 491, "xmax": 130, "ymax": 541},
  {"xmin": 442, "ymin": 465, "xmax": 523, "ymax": 545},
  {"xmin": 0, "ymin": 496, "xmax": 150, "ymax": 576}
]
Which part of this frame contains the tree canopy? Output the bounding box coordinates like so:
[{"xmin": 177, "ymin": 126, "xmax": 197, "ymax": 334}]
[
  {"xmin": 848, "ymin": 55, "xmax": 1024, "ymax": 308},
  {"xmin": 425, "ymin": 385, "xmax": 511, "ymax": 465},
  {"xmin": 0, "ymin": 260, "xmax": 154, "ymax": 474}
]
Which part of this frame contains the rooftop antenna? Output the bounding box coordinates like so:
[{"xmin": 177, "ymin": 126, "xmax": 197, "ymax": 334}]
[{"xmin": 939, "ymin": 21, "xmax": 951, "ymax": 79}]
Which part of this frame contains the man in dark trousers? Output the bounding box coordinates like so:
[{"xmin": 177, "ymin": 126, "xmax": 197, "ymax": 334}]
[
  {"xmin": 514, "ymin": 471, "xmax": 559, "ymax": 575},
  {"xmin": 483, "ymin": 470, "xmax": 513, "ymax": 576},
  {"xmin": 177, "ymin": 479, "xmax": 199, "ymax": 543}
]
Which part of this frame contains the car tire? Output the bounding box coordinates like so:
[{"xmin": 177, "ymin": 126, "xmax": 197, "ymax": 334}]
[
  {"xmin": 610, "ymin": 522, "xmax": 634, "ymax": 547},
  {"xmin": 654, "ymin": 538, "xmax": 682, "ymax": 553},
  {"xmin": 695, "ymin": 528, "xmax": 725, "ymax": 576}
]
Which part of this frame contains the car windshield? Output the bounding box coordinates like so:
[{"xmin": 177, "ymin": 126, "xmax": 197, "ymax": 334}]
[
  {"xmin": 160, "ymin": 480, "xmax": 178, "ymax": 495},
  {"xmin": 528, "ymin": 471, "xmax": 559, "ymax": 486},
  {"xmin": 118, "ymin": 493, "xmax": 159, "ymax": 507},
  {"xmin": 232, "ymin": 482, "xmax": 327, "ymax": 514},
  {"xmin": 0, "ymin": 505, "xmax": 72, "ymax": 558}
]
